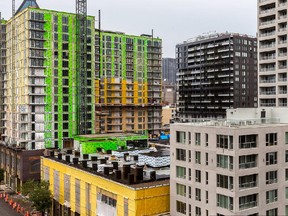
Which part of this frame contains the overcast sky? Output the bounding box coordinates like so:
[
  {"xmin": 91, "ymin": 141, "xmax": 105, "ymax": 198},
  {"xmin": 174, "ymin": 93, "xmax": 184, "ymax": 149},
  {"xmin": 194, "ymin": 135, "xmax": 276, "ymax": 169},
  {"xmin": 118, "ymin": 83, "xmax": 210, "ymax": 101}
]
[{"xmin": 1, "ymin": 0, "xmax": 257, "ymax": 57}]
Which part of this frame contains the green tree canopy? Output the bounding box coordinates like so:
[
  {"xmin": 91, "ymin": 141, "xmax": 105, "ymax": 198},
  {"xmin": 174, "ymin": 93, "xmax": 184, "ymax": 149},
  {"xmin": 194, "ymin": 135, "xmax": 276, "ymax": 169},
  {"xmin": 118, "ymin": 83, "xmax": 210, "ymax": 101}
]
[{"xmin": 22, "ymin": 180, "xmax": 52, "ymax": 216}]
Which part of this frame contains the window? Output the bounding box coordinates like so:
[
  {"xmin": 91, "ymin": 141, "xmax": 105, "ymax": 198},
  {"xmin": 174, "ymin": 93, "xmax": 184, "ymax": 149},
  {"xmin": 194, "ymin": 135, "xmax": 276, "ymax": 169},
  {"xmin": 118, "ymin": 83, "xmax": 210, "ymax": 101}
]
[
  {"xmin": 188, "ymin": 132, "xmax": 191, "ymax": 144},
  {"xmin": 205, "ymin": 153, "xmax": 208, "ymax": 165},
  {"xmin": 217, "ymin": 135, "xmax": 233, "ymax": 149},
  {"xmin": 239, "ymin": 174, "xmax": 257, "ymax": 189},
  {"xmin": 176, "ymin": 183, "xmax": 186, "ymax": 197},
  {"xmin": 206, "ymin": 191, "xmax": 208, "ymax": 203},
  {"xmin": 217, "ymin": 154, "xmax": 233, "ymax": 170},
  {"xmin": 195, "ymin": 188, "xmax": 201, "ymax": 201},
  {"xmin": 195, "ymin": 170, "xmax": 201, "ymax": 183},
  {"xmin": 239, "ymin": 154, "xmax": 257, "ymax": 169},
  {"xmin": 266, "ymin": 189, "xmax": 278, "ymax": 204},
  {"xmin": 286, "ymin": 169, "xmax": 288, "ymax": 181},
  {"xmin": 188, "ymin": 186, "xmax": 191, "ymax": 198},
  {"xmin": 195, "ymin": 133, "xmax": 201, "ymax": 145},
  {"xmin": 205, "ymin": 133, "xmax": 208, "ymax": 146},
  {"xmin": 176, "ymin": 166, "xmax": 186, "ymax": 179},
  {"xmin": 176, "ymin": 131, "xmax": 186, "ymax": 144},
  {"xmin": 286, "ymin": 150, "xmax": 288, "ymax": 162},
  {"xmin": 188, "ymin": 150, "xmax": 191, "ymax": 162},
  {"xmin": 266, "ymin": 152, "xmax": 277, "ymax": 165},
  {"xmin": 266, "ymin": 208, "xmax": 277, "ymax": 216},
  {"xmin": 188, "ymin": 168, "xmax": 191, "ymax": 181},
  {"xmin": 195, "ymin": 151, "xmax": 201, "ymax": 164},
  {"xmin": 266, "ymin": 170, "xmax": 277, "ymax": 184},
  {"xmin": 286, "ymin": 132, "xmax": 288, "ymax": 144},
  {"xmin": 176, "ymin": 200, "xmax": 186, "ymax": 214},
  {"xmin": 266, "ymin": 133, "xmax": 277, "ymax": 146},
  {"xmin": 176, "ymin": 149, "xmax": 186, "ymax": 161},
  {"xmin": 217, "ymin": 194, "xmax": 233, "ymax": 210},
  {"xmin": 205, "ymin": 172, "xmax": 208, "ymax": 184},
  {"xmin": 217, "ymin": 174, "xmax": 233, "ymax": 190},
  {"xmin": 286, "ymin": 187, "xmax": 288, "ymax": 199},
  {"xmin": 239, "ymin": 194, "xmax": 257, "ymax": 210},
  {"xmin": 239, "ymin": 135, "xmax": 257, "ymax": 148},
  {"xmin": 195, "ymin": 206, "xmax": 201, "ymax": 216}
]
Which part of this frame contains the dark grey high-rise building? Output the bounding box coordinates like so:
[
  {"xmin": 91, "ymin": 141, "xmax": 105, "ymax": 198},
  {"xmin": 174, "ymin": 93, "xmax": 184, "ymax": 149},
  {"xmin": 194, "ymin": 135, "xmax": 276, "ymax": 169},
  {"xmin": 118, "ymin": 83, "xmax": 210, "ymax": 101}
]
[
  {"xmin": 176, "ymin": 33, "xmax": 258, "ymax": 120},
  {"xmin": 162, "ymin": 58, "xmax": 176, "ymax": 84}
]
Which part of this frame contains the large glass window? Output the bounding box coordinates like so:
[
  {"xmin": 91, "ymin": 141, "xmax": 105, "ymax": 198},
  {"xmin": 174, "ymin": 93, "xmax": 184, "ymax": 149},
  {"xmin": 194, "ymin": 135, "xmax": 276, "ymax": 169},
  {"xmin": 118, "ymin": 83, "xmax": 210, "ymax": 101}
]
[
  {"xmin": 176, "ymin": 183, "xmax": 186, "ymax": 197},
  {"xmin": 266, "ymin": 189, "xmax": 278, "ymax": 204},
  {"xmin": 195, "ymin": 151, "xmax": 201, "ymax": 164},
  {"xmin": 217, "ymin": 135, "xmax": 233, "ymax": 149},
  {"xmin": 239, "ymin": 174, "xmax": 257, "ymax": 189},
  {"xmin": 176, "ymin": 200, "xmax": 186, "ymax": 214},
  {"xmin": 195, "ymin": 133, "xmax": 201, "ymax": 145},
  {"xmin": 239, "ymin": 135, "xmax": 257, "ymax": 149},
  {"xmin": 217, "ymin": 154, "xmax": 233, "ymax": 170},
  {"xmin": 217, "ymin": 174, "xmax": 233, "ymax": 190},
  {"xmin": 217, "ymin": 194, "xmax": 233, "ymax": 210},
  {"xmin": 266, "ymin": 133, "xmax": 277, "ymax": 146},
  {"xmin": 266, "ymin": 170, "xmax": 277, "ymax": 184},
  {"xmin": 176, "ymin": 166, "xmax": 186, "ymax": 179},
  {"xmin": 266, "ymin": 152, "xmax": 277, "ymax": 165},
  {"xmin": 176, "ymin": 149, "xmax": 186, "ymax": 161},
  {"xmin": 176, "ymin": 131, "xmax": 186, "ymax": 144},
  {"xmin": 195, "ymin": 170, "xmax": 201, "ymax": 183},
  {"xmin": 239, "ymin": 194, "xmax": 257, "ymax": 210},
  {"xmin": 266, "ymin": 208, "xmax": 277, "ymax": 216},
  {"xmin": 239, "ymin": 154, "xmax": 257, "ymax": 169},
  {"xmin": 195, "ymin": 188, "xmax": 201, "ymax": 201}
]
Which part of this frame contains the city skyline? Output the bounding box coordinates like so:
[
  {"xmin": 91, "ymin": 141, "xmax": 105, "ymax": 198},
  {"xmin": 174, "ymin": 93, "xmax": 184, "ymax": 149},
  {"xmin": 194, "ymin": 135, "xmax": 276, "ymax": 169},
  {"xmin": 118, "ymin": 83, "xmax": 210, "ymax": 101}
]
[{"xmin": 1, "ymin": 0, "xmax": 257, "ymax": 58}]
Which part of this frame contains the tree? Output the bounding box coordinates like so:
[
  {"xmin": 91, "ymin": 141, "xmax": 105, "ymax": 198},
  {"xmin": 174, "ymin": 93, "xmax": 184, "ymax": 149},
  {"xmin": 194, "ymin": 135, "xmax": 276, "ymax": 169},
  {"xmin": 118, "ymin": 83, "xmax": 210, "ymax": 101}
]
[{"xmin": 22, "ymin": 180, "xmax": 52, "ymax": 216}]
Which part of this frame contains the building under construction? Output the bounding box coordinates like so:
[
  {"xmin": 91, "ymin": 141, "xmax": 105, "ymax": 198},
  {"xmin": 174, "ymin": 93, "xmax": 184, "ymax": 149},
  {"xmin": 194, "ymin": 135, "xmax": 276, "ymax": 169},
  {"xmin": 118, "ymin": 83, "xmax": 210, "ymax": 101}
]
[
  {"xmin": 0, "ymin": 0, "xmax": 162, "ymax": 150},
  {"xmin": 95, "ymin": 30, "xmax": 162, "ymax": 135},
  {"xmin": 0, "ymin": 1, "xmax": 95, "ymax": 149}
]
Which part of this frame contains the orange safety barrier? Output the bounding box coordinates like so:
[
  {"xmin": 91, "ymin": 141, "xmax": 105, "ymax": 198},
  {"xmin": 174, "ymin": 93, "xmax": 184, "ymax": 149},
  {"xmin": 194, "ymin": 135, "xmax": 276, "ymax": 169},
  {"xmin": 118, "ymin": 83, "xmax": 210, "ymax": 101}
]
[
  {"xmin": 9, "ymin": 199, "xmax": 13, "ymax": 206},
  {"xmin": 17, "ymin": 204, "xmax": 21, "ymax": 212},
  {"xmin": 25, "ymin": 211, "xmax": 30, "ymax": 216},
  {"xmin": 21, "ymin": 207, "xmax": 25, "ymax": 213},
  {"xmin": 5, "ymin": 194, "xmax": 8, "ymax": 202},
  {"xmin": 0, "ymin": 193, "xmax": 2, "ymax": 198},
  {"xmin": 13, "ymin": 202, "xmax": 17, "ymax": 209}
]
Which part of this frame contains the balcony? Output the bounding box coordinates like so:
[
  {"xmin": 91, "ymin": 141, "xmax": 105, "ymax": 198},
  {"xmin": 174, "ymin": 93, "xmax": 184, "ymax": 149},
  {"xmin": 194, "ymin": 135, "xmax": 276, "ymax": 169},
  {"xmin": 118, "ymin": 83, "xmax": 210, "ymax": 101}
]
[
  {"xmin": 259, "ymin": 31, "xmax": 275, "ymax": 37},
  {"xmin": 239, "ymin": 181, "xmax": 257, "ymax": 190},
  {"xmin": 239, "ymin": 161, "xmax": 257, "ymax": 169},
  {"xmin": 239, "ymin": 201, "xmax": 257, "ymax": 211}
]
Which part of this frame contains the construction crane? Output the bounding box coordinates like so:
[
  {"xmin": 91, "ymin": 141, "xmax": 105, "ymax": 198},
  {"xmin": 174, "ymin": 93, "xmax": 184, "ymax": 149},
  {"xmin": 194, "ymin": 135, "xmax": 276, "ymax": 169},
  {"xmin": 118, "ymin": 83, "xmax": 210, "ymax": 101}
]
[
  {"xmin": 12, "ymin": 0, "xmax": 15, "ymax": 16},
  {"xmin": 76, "ymin": 0, "xmax": 88, "ymax": 135}
]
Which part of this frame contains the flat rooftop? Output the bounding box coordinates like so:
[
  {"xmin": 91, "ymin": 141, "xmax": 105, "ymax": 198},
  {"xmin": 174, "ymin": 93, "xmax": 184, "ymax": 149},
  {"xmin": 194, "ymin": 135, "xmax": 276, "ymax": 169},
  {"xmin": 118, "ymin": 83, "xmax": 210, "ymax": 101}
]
[
  {"xmin": 173, "ymin": 118, "xmax": 287, "ymax": 128},
  {"xmin": 76, "ymin": 133, "xmax": 147, "ymax": 139}
]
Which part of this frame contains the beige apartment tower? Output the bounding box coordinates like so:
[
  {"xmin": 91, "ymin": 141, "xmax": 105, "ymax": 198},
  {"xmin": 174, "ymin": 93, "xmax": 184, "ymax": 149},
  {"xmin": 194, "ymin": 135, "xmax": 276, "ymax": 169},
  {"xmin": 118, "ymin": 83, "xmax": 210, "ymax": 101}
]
[
  {"xmin": 258, "ymin": 0, "xmax": 288, "ymax": 107},
  {"xmin": 170, "ymin": 110, "xmax": 288, "ymax": 215}
]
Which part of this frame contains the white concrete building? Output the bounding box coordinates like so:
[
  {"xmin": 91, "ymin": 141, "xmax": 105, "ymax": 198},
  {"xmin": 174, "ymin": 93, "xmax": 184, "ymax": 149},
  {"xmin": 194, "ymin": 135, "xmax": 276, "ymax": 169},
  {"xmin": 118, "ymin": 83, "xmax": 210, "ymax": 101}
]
[
  {"xmin": 170, "ymin": 113, "xmax": 288, "ymax": 215},
  {"xmin": 258, "ymin": 0, "xmax": 288, "ymax": 108}
]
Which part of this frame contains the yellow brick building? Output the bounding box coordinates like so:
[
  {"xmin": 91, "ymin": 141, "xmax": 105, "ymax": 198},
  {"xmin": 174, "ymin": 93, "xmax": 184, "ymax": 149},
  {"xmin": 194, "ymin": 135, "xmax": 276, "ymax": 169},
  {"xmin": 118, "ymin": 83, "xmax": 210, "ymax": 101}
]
[{"xmin": 41, "ymin": 156, "xmax": 170, "ymax": 216}]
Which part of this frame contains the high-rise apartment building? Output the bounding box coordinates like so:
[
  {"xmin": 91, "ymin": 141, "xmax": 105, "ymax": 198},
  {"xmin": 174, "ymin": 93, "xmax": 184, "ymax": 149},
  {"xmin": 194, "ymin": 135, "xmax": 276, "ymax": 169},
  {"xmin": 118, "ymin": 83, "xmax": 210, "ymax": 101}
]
[
  {"xmin": 258, "ymin": 0, "xmax": 288, "ymax": 107},
  {"xmin": 95, "ymin": 31, "xmax": 162, "ymax": 135},
  {"xmin": 176, "ymin": 33, "xmax": 258, "ymax": 120},
  {"xmin": 162, "ymin": 58, "xmax": 176, "ymax": 84},
  {"xmin": 1, "ymin": 5, "xmax": 95, "ymax": 150},
  {"xmin": 0, "ymin": 19, "xmax": 6, "ymax": 138},
  {"xmin": 170, "ymin": 108, "xmax": 288, "ymax": 216}
]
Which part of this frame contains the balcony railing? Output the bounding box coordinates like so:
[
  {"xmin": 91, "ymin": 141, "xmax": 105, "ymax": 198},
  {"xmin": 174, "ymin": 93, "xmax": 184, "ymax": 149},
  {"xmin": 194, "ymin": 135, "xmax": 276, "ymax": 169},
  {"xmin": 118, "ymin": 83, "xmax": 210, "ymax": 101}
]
[
  {"xmin": 239, "ymin": 181, "xmax": 257, "ymax": 189},
  {"xmin": 239, "ymin": 161, "xmax": 257, "ymax": 169},
  {"xmin": 239, "ymin": 142, "xmax": 257, "ymax": 149},
  {"xmin": 239, "ymin": 201, "xmax": 257, "ymax": 211}
]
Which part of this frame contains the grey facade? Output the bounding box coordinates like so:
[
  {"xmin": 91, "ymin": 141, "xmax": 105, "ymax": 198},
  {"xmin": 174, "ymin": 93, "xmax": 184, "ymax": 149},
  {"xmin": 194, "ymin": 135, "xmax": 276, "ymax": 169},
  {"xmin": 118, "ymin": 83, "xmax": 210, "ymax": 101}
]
[
  {"xmin": 162, "ymin": 58, "xmax": 177, "ymax": 84},
  {"xmin": 176, "ymin": 33, "xmax": 258, "ymax": 120}
]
